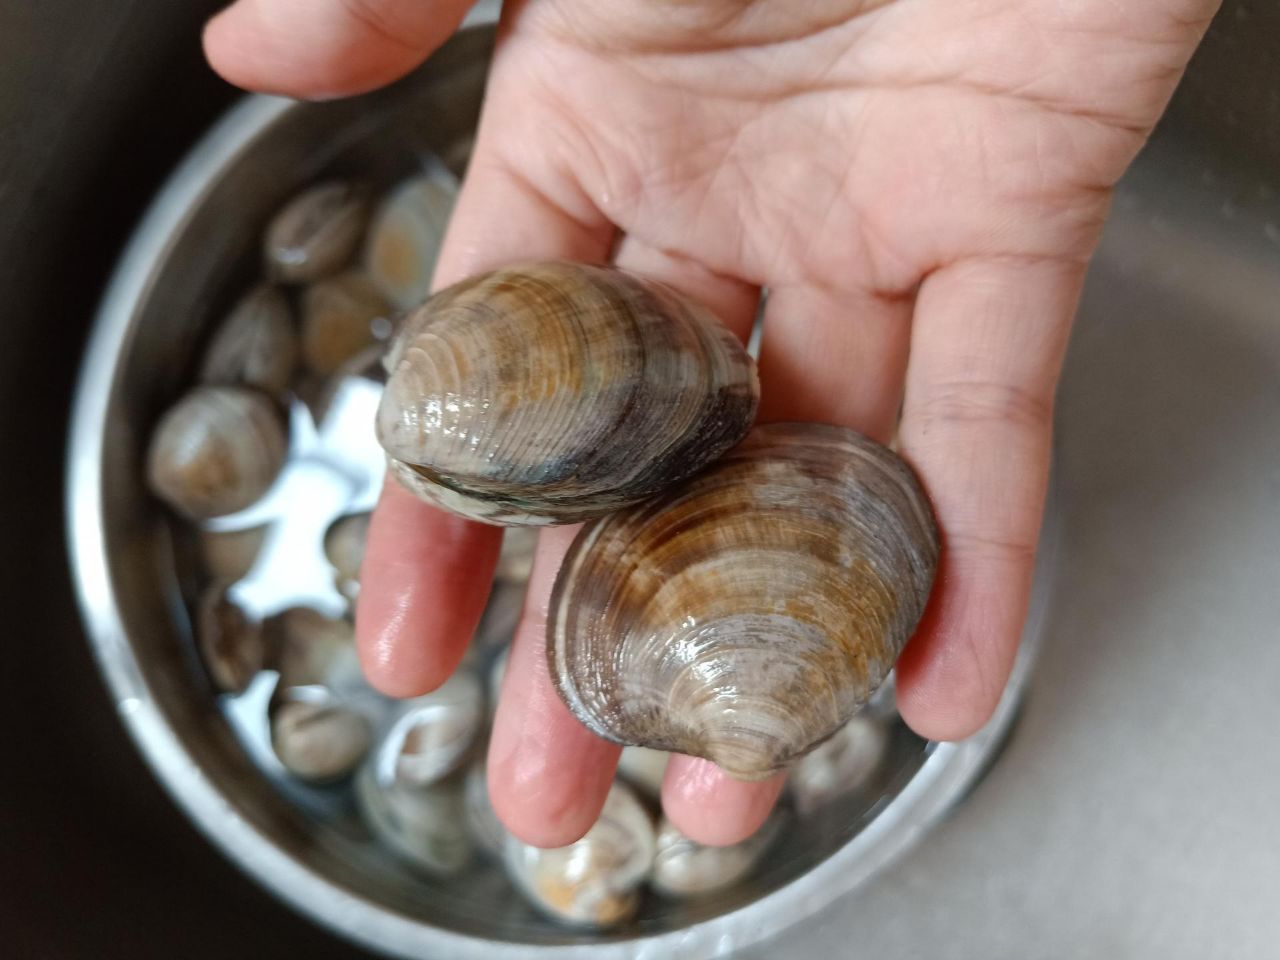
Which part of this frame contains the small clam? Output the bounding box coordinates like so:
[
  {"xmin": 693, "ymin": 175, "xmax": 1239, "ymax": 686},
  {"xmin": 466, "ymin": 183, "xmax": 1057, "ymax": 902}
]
[
  {"xmin": 375, "ymin": 673, "xmax": 485, "ymax": 788},
  {"xmin": 300, "ymin": 271, "xmax": 394, "ymax": 377},
  {"xmin": 272, "ymin": 697, "xmax": 372, "ymax": 782},
  {"xmin": 615, "ymin": 747, "xmax": 669, "ymax": 800},
  {"xmin": 323, "ymin": 511, "xmax": 370, "ymax": 603},
  {"xmin": 356, "ymin": 764, "xmax": 473, "ymax": 876},
  {"xmin": 264, "ymin": 181, "xmax": 370, "ymax": 283},
  {"xmin": 267, "ymin": 606, "xmax": 357, "ymax": 691},
  {"xmin": 505, "ymin": 782, "xmax": 654, "ymax": 929},
  {"xmin": 146, "ymin": 386, "xmax": 288, "ymax": 520},
  {"xmin": 463, "ymin": 757, "xmax": 506, "ymax": 858},
  {"xmin": 199, "ymin": 284, "xmax": 296, "ymax": 395},
  {"xmin": 363, "ymin": 165, "xmax": 458, "ymax": 309},
  {"xmin": 197, "ymin": 524, "xmax": 269, "ymax": 582},
  {"xmin": 377, "ymin": 262, "xmax": 759, "ymax": 525},
  {"xmin": 195, "ymin": 580, "xmax": 263, "ymax": 694},
  {"xmin": 495, "ymin": 528, "xmax": 539, "ymax": 584},
  {"xmin": 651, "ymin": 814, "xmax": 781, "ymax": 899},
  {"xmin": 787, "ymin": 716, "xmax": 890, "ymax": 816},
  {"xmin": 548, "ymin": 422, "xmax": 939, "ymax": 781}
]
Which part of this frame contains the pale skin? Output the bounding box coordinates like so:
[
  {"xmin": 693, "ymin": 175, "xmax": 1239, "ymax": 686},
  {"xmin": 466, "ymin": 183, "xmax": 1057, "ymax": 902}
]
[{"xmin": 205, "ymin": 0, "xmax": 1220, "ymax": 847}]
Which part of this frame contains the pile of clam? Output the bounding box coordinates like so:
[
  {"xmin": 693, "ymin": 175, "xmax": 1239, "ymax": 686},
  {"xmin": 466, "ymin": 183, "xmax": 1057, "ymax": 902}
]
[{"xmin": 144, "ymin": 148, "xmax": 936, "ymax": 929}]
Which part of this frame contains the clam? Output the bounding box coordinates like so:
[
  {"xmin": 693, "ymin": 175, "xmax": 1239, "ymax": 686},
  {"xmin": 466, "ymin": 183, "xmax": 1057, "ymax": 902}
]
[
  {"xmin": 355, "ymin": 764, "xmax": 473, "ymax": 876},
  {"xmin": 505, "ymin": 782, "xmax": 654, "ymax": 929},
  {"xmin": 264, "ymin": 180, "xmax": 370, "ymax": 283},
  {"xmin": 472, "ymin": 581, "xmax": 524, "ymax": 659},
  {"xmin": 377, "ymin": 262, "xmax": 760, "ymax": 526},
  {"xmin": 486, "ymin": 645, "xmax": 509, "ymax": 709},
  {"xmin": 494, "ymin": 527, "xmax": 539, "ymax": 584},
  {"xmin": 300, "ymin": 270, "xmax": 394, "ymax": 377},
  {"xmin": 146, "ymin": 386, "xmax": 288, "ymax": 520},
  {"xmin": 463, "ymin": 756, "xmax": 506, "ymax": 857},
  {"xmin": 195, "ymin": 580, "xmax": 263, "ymax": 694},
  {"xmin": 197, "ymin": 524, "xmax": 269, "ymax": 582},
  {"xmin": 615, "ymin": 747, "xmax": 669, "ymax": 800},
  {"xmin": 363, "ymin": 164, "xmax": 458, "ymax": 309},
  {"xmin": 199, "ymin": 284, "xmax": 296, "ymax": 395},
  {"xmin": 323, "ymin": 511, "xmax": 370, "ymax": 603},
  {"xmin": 651, "ymin": 813, "xmax": 781, "ymax": 899},
  {"xmin": 548, "ymin": 422, "xmax": 939, "ymax": 782},
  {"xmin": 267, "ymin": 608, "xmax": 374, "ymax": 780},
  {"xmin": 787, "ymin": 715, "xmax": 890, "ymax": 816},
  {"xmin": 272, "ymin": 697, "xmax": 372, "ymax": 782},
  {"xmin": 374, "ymin": 673, "xmax": 485, "ymax": 788}
]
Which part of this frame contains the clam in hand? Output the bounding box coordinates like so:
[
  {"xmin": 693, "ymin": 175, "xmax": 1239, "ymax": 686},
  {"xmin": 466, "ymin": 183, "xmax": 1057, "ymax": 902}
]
[
  {"xmin": 377, "ymin": 261, "xmax": 760, "ymax": 525},
  {"xmin": 264, "ymin": 180, "xmax": 370, "ymax": 283},
  {"xmin": 548, "ymin": 422, "xmax": 939, "ymax": 781},
  {"xmin": 199, "ymin": 284, "xmax": 296, "ymax": 395},
  {"xmin": 651, "ymin": 813, "xmax": 781, "ymax": 899},
  {"xmin": 145, "ymin": 385, "xmax": 288, "ymax": 520},
  {"xmin": 505, "ymin": 782, "xmax": 655, "ymax": 929}
]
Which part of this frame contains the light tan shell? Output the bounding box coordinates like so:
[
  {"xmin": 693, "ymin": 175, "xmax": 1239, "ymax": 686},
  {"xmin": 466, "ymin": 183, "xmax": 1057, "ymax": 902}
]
[
  {"xmin": 356, "ymin": 764, "xmax": 473, "ymax": 876},
  {"xmin": 199, "ymin": 284, "xmax": 296, "ymax": 395},
  {"xmin": 300, "ymin": 271, "xmax": 393, "ymax": 377},
  {"xmin": 197, "ymin": 524, "xmax": 269, "ymax": 582},
  {"xmin": 272, "ymin": 698, "xmax": 371, "ymax": 782},
  {"xmin": 651, "ymin": 813, "xmax": 781, "ymax": 899},
  {"xmin": 504, "ymin": 782, "xmax": 654, "ymax": 929},
  {"xmin": 145, "ymin": 386, "xmax": 288, "ymax": 520},
  {"xmin": 374, "ymin": 673, "xmax": 485, "ymax": 788},
  {"xmin": 195, "ymin": 580, "xmax": 263, "ymax": 694},
  {"xmin": 377, "ymin": 262, "xmax": 760, "ymax": 526},
  {"xmin": 548, "ymin": 422, "xmax": 939, "ymax": 782},
  {"xmin": 264, "ymin": 181, "xmax": 370, "ymax": 283},
  {"xmin": 787, "ymin": 715, "xmax": 890, "ymax": 816},
  {"xmin": 323, "ymin": 511, "xmax": 370, "ymax": 603},
  {"xmin": 363, "ymin": 165, "xmax": 457, "ymax": 309}
]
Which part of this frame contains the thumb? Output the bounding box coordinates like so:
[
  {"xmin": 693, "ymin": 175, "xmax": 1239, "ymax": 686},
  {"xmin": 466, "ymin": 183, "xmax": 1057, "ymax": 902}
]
[{"xmin": 204, "ymin": 0, "xmax": 476, "ymax": 98}]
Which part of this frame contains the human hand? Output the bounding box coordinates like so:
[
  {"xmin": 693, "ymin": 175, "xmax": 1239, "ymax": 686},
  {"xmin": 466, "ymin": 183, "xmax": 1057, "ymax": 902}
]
[{"xmin": 205, "ymin": 0, "xmax": 1220, "ymax": 847}]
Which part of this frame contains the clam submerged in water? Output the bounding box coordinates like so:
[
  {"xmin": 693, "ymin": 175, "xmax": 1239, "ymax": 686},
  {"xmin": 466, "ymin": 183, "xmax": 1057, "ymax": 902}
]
[
  {"xmin": 548, "ymin": 422, "xmax": 940, "ymax": 781},
  {"xmin": 375, "ymin": 261, "xmax": 759, "ymax": 526}
]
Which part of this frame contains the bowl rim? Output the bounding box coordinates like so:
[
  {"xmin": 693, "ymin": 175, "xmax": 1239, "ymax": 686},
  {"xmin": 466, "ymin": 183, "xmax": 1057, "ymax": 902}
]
[{"xmin": 64, "ymin": 30, "xmax": 1058, "ymax": 960}]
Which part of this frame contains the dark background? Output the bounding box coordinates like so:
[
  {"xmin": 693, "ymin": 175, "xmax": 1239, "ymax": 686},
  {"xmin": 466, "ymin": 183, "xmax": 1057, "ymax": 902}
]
[{"xmin": 0, "ymin": 1, "xmax": 1270, "ymax": 958}]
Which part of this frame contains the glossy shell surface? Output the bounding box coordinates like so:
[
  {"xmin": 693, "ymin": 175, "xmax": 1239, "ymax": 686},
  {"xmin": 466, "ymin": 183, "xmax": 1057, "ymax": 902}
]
[
  {"xmin": 548, "ymin": 422, "xmax": 939, "ymax": 781},
  {"xmin": 377, "ymin": 262, "xmax": 759, "ymax": 526},
  {"xmin": 265, "ymin": 181, "xmax": 369, "ymax": 283},
  {"xmin": 199, "ymin": 284, "xmax": 297, "ymax": 395}
]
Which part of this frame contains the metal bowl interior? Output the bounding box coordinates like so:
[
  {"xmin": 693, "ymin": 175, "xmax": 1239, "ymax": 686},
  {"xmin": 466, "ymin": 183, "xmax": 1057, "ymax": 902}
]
[{"xmin": 66, "ymin": 24, "xmax": 1057, "ymax": 960}]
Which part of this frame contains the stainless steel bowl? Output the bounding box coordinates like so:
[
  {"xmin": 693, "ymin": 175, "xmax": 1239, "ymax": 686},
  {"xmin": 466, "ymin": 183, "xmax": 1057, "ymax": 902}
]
[{"xmin": 65, "ymin": 21, "xmax": 1058, "ymax": 960}]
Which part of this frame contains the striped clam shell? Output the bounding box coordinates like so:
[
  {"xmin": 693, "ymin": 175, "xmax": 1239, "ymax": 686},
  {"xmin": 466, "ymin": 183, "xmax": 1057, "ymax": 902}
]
[
  {"xmin": 376, "ymin": 261, "xmax": 759, "ymax": 525},
  {"xmin": 547, "ymin": 422, "xmax": 939, "ymax": 781}
]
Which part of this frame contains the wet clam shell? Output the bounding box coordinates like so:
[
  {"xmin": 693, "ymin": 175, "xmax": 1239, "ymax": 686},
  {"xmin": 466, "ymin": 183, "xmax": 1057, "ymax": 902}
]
[
  {"xmin": 199, "ymin": 284, "xmax": 296, "ymax": 395},
  {"xmin": 272, "ymin": 697, "xmax": 371, "ymax": 782},
  {"xmin": 547, "ymin": 422, "xmax": 939, "ymax": 781},
  {"xmin": 651, "ymin": 813, "xmax": 781, "ymax": 899},
  {"xmin": 195, "ymin": 580, "xmax": 263, "ymax": 694},
  {"xmin": 145, "ymin": 386, "xmax": 288, "ymax": 521},
  {"xmin": 356, "ymin": 764, "xmax": 473, "ymax": 876},
  {"xmin": 377, "ymin": 262, "xmax": 760, "ymax": 526},
  {"xmin": 264, "ymin": 181, "xmax": 370, "ymax": 283},
  {"xmin": 374, "ymin": 673, "xmax": 485, "ymax": 788},
  {"xmin": 323, "ymin": 511, "xmax": 370, "ymax": 603},
  {"xmin": 504, "ymin": 782, "xmax": 654, "ymax": 929},
  {"xmin": 362, "ymin": 165, "xmax": 457, "ymax": 310},
  {"xmin": 300, "ymin": 271, "xmax": 394, "ymax": 377},
  {"xmin": 197, "ymin": 524, "xmax": 269, "ymax": 582},
  {"xmin": 787, "ymin": 715, "xmax": 889, "ymax": 816}
]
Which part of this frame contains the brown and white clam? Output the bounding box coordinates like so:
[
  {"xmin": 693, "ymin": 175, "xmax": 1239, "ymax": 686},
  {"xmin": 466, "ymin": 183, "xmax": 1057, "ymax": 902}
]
[
  {"xmin": 787, "ymin": 715, "xmax": 890, "ymax": 816},
  {"xmin": 355, "ymin": 762, "xmax": 474, "ymax": 876},
  {"xmin": 300, "ymin": 271, "xmax": 394, "ymax": 377},
  {"xmin": 199, "ymin": 284, "xmax": 296, "ymax": 395},
  {"xmin": 651, "ymin": 813, "xmax": 781, "ymax": 899},
  {"xmin": 376, "ymin": 262, "xmax": 760, "ymax": 526},
  {"xmin": 363, "ymin": 164, "xmax": 457, "ymax": 310},
  {"xmin": 264, "ymin": 180, "xmax": 370, "ymax": 283},
  {"xmin": 548, "ymin": 422, "xmax": 939, "ymax": 782},
  {"xmin": 504, "ymin": 782, "xmax": 654, "ymax": 929},
  {"xmin": 374, "ymin": 673, "xmax": 485, "ymax": 788},
  {"xmin": 145, "ymin": 385, "xmax": 288, "ymax": 520}
]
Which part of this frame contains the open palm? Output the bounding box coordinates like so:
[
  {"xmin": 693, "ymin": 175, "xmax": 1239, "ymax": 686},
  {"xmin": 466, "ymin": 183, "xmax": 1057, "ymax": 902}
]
[{"xmin": 207, "ymin": 0, "xmax": 1218, "ymax": 847}]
